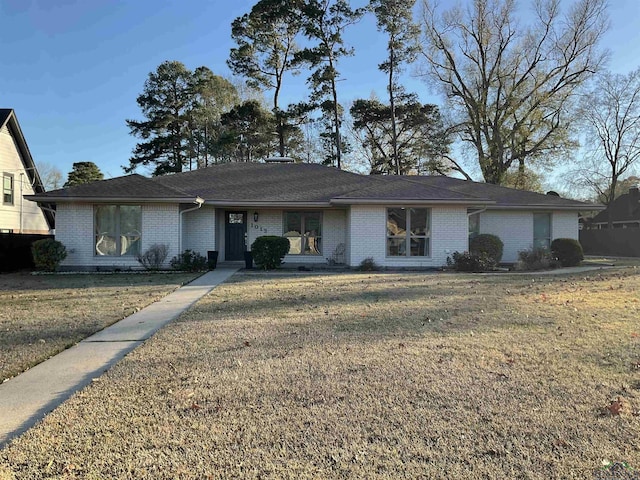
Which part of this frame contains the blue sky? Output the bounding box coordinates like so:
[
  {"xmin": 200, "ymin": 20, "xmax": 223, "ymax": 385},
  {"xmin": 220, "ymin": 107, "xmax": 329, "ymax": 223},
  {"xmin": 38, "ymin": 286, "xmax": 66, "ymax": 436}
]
[{"xmin": 1, "ymin": 0, "xmax": 639, "ymax": 183}]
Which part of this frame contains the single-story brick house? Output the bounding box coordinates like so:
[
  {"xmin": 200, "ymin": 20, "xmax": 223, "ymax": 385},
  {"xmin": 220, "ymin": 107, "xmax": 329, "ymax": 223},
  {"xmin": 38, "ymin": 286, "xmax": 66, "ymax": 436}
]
[{"xmin": 27, "ymin": 161, "xmax": 601, "ymax": 270}]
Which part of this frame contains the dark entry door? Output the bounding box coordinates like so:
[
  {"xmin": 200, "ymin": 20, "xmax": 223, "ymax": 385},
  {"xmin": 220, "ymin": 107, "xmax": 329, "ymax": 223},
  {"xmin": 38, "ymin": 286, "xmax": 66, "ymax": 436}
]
[{"xmin": 225, "ymin": 211, "xmax": 247, "ymax": 261}]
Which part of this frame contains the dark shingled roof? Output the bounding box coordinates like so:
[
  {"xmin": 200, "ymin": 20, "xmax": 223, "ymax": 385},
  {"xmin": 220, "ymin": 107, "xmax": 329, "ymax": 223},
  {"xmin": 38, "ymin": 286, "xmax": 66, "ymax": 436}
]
[
  {"xmin": 403, "ymin": 175, "xmax": 599, "ymax": 209},
  {"xmin": 332, "ymin": 174, "xmax": 487, "ymax": 203},
  {"xmin": 38, "ymin": 174, "xmax": 194, "ymax": 201},
  {"xmin": 592, "ymin": 189, "xmax": 640, "ymax": 223},
  {"xmin": 29, "ymin": 162, "xmax": 602, "ymax": 210},
  {"xmin": 151, "ymin": 162, "xmax": 376, "ymax": 203}
]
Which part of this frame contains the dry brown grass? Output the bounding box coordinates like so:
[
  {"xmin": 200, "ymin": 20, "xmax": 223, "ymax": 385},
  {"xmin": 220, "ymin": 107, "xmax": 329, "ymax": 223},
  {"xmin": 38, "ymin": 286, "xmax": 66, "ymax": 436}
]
[
  {"xmin": 0, "ymin": 272, "xmax": 198, "ymax": 383},
  {"xmin": 1, "ymin": 268, "xmax": 639, "ymax": 479}
]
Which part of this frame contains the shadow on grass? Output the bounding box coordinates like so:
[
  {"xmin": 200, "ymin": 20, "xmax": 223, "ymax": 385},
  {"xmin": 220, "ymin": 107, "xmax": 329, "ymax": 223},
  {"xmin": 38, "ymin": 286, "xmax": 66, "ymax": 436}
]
[{"xmin": 0, "ymin": 272, "xmax": 199, "ymax": 292}]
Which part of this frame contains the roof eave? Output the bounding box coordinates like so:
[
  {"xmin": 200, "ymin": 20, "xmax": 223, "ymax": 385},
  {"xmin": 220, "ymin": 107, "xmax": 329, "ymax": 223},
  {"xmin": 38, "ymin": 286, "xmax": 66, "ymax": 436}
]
[
  {"xmin": 203, "ymin": 200, "xmax": 332, "ymax": 207},
  {"xmin": 486, "ymin": 204, "xmax": 605, "ymax": 211},
  {"xmin": 330, "ymin": 198, "xmax": 495, "ymax": 206},
  {"xmin": 25, "ymin": 195, "xmax": 201, "ymax": 204}
]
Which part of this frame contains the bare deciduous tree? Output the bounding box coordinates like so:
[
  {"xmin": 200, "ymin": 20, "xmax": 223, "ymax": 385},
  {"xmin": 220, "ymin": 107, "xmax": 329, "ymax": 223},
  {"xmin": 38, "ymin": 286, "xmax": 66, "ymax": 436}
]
[
  {"xmin": 419, "ymin": 0, "xmax": 609, "ymax": 184},
  {"xmin": 36, "ymin": 162, "xmax": 64, "ymax": 191},
  {"xmin": 571, "ymin": 68, "xmax": 640, "ymax": 220}
]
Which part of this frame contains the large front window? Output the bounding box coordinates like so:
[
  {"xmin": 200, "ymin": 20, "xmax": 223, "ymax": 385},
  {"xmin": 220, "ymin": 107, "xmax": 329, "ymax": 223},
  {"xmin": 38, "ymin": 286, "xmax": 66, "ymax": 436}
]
[
  {"xmin": 3, "ymin": 173, "xmax": 13, "ymax": 205},
  {"xmin": 284, "ymin": 212, "xmax": 322, "ymax": 255},
  {"xmin": 387, "ymin": 208, "xmax": 430, "ymax": 257},
  {"xmin": 94, "ymin": 205, "xmax": 141, "ymax": 256}
]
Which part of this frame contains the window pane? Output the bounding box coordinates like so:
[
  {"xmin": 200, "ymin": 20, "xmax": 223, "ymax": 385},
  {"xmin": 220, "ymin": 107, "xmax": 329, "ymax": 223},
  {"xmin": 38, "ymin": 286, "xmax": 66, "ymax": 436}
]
[
  {"xmin": 387, "ymin": 208, "xmax": 406, "ymax": 236},
  {"xmin": 286, "ymin": 236, "xmax": 302, "ymax": 254},
  {"xmin": 285, "ymin": 212, "xmax": 302, "ymax": 235},
  {"xmin": 228, "ymin": 213, "xmax": 244, "ymax": 224},
  {"xmin": 3, "ymin": 175, "xmax": 13, "ymax": 204},
  {"xmin": 95, "ymin": 205, "xmax": 118, "ymax": 256},
  {"xmin": 120, "ymin": 206, "xmax": 141, "ymax": 256},
  {"xmin": 469, "ymin": 214, "xmax": 480, "ymax": 239},
  {"xmin": 410, "ymin": 208, "xmax": 429, "ymax": 236},
  {"xmin": 305, "ymin": 236, "xmax": 321, "ymax": 255},
  {"xmin": 534, "ymin": 213, "xmax": 551, "ymax": 249},
  {"xmin": 410, "ymin": 237, "xmax": 429, "ymax": 256},
  {"xmin": 387, "ymin": 237, "xmax": 406, "ymax": 256},
  {"xmin": 305, "ymin": 212, "xmax": 321, "ymax": 236}
]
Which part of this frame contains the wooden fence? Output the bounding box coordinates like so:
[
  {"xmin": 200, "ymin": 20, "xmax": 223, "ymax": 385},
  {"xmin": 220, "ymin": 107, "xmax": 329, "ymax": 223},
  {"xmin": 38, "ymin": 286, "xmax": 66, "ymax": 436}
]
[
  {"xmin": 0, "ymin": 233, "xmax": 54, "ymax": 272},
  {"xmin": 579, "ymin": 229, "xmax": 640, "ymax": 257}
]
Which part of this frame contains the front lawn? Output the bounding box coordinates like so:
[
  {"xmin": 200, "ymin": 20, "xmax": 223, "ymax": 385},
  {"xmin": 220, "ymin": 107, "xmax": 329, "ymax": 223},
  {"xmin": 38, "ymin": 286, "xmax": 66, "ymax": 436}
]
[
  {"xmin": 1, "ymin": 269, "xmax": 639, "ymax": 478},
  {"xmin": 0, "ymin": 272, "xmax": 199, "ymax": 383}
]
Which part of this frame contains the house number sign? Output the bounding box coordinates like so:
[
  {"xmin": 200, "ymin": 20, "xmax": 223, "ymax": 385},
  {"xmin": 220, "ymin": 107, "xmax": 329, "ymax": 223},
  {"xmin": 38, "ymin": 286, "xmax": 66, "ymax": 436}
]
[{"xmin": 250, "ymin": 223, "xmax": 268, "ymax": 233}]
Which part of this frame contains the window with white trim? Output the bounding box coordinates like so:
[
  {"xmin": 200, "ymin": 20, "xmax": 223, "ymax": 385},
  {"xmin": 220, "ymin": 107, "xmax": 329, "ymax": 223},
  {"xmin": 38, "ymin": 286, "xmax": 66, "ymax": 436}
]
[
  {"xmin": 94, "ymin": 205, "xmax": 141, "ymax": 256},
  {"xmin": 387, "ymin": 208, "xmax": 431, "ymax": 257},
  {"xmin": 283, "ymin": 212, "xmax": 322, "ymax": 255},
  {"xmin": 3, "ymin": 173, "xmax": 14, "ymax": 205}
]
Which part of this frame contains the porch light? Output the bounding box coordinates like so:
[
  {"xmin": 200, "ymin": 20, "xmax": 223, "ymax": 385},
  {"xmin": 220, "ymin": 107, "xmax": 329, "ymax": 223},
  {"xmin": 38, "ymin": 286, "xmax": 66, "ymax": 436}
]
[{"xmin": 254, "ymin": 211, "xmax": 259, "ymax": 222}]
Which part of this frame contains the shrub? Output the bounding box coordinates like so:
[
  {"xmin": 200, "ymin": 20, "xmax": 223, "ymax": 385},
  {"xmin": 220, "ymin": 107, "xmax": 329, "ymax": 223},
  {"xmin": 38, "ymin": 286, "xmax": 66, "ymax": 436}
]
[
  {"xmin": 551, "ymin": 238, "xmax": 584, "ymax": 267},
  {"xmin": 31, "ymin": 239, "xmax": 67, "ymax": 272},
  {"xmin": 137, "ymin": 244, "xmax": 169, "ymax": 271},
  {"xmin": 251, "ymin": 236, "xmax": 290, "ymax": 270},
  {"xmin": 358, "ymin": 257, "xmax": 380, "ymax": 271},
  {"xmin": 169, "ymin": 250, "xmax": 207, "ymax": 272},
  {"xmin": 469, "ymin": 234, "xmax": 504, "ymax": 265},
  {"xmin": 446, "ymin": 251, "xmax": 493, "ymax": 272},
  {"xmin": 516, "ymin": 247, "xmax": 559, "ymax": 271}
]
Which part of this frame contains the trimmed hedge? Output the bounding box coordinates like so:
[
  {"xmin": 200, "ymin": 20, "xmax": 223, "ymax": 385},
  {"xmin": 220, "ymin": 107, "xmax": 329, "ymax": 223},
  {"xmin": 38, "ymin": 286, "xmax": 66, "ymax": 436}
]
[
  {"xmin": 447, "ymin": 251, "xmax": 494, "ymax": 272},
  {"xmin": 470, "ymin": 234, "xmax": 504, "ymax": 265},
  {"xmin": 31, "ymin": 238, "xmax": 67, "ymax": 272},
  {"xmin": 170, "ymin": 250, "xmax": 207, "ymax": 272},
  {"xmin": 551, "ymin": 238, "xmax": 584, "ymax": 267},
  {"xmin": 251, "ymin": 236, "xmax": 290, "ymax": 270}
]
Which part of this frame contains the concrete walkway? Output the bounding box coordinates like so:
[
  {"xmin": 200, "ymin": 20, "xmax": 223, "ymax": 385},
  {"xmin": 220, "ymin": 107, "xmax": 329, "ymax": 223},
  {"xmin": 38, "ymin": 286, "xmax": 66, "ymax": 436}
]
[{"xmin": 0, "ymin": 268, "xmax": 238, "ymax": 448}]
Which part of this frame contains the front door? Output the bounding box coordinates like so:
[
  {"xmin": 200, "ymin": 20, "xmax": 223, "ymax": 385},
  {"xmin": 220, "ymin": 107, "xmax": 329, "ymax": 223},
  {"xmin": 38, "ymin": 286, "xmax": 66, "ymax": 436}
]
[{"xmin": 225, "ymin": 211, "xmax": 247, "ymax": 261}]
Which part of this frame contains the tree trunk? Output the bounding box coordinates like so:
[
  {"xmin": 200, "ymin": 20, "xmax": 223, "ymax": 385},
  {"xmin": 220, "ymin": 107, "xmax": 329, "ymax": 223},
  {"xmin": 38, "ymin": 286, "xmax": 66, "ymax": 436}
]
[
  {"xmin": 389, "ymin": 46, "xmax": 399, "ymax": 175},
  {"xmin": 331, "ymin": 73, "xmax": 342, "ymax": 170}
]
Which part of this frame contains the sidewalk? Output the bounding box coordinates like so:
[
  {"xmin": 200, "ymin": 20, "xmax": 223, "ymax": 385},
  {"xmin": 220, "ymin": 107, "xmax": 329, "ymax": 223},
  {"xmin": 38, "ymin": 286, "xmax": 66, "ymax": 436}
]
[{"xmin": 0, "ymin": 268, "xmax": 239, "ymax": 447}]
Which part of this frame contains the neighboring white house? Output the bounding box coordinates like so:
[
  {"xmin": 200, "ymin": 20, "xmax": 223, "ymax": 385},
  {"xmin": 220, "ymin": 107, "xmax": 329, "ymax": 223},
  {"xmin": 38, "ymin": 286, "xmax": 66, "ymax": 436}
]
[
  {"xmin": 27, "ymin": 162, "xmax": 601, "ymax": 270},
  {"xmin": 0, "ymin": 109, "xmax": 53, "ymax": 234}
]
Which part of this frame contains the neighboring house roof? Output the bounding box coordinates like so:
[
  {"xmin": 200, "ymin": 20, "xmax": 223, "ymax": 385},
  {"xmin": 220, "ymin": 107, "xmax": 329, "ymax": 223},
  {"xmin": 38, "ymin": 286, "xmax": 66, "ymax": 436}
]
[
  {"xmin": 591, "ymin": 188, "xmax": 640, "ymax": 223},
  {"xmin": 27, "ymin": 162, "xmax": 603, "ymax": 211},
  {"xmin": 38, "ymin": 174, "xmax": 200, "ymax": 203},
  {"xmin": 0, "ymin": 109, "xmax": 55, "ymax": 229}
]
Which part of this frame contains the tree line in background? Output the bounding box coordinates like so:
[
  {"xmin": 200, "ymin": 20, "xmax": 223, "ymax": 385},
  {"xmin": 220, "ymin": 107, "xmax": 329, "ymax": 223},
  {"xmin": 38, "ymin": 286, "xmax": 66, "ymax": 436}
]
[{"xmin": 43, "ymin": 0, "xmax": 637, "ymax": 211}]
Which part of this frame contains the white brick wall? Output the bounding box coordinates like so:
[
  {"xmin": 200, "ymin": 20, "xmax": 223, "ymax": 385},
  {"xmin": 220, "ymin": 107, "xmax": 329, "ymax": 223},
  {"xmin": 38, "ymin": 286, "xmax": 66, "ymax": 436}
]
[
  {"xmin": 479, "ymin": 210, "xmax": 533, "ymax": 263},
  {"xmin": 54, "ymin": 202, "xmax": 580, "ymax": 270},
  {"xmin": 552, "ymin": 211, "xmax": 579, "ymax": 240},
  {"xmin": 56, "ymin": 203, "xmax": 180, "ymax": 269},
  {"xmin": 348, "ymin": 205, "xmax": 468, "ymax": 268},
  {"xmin": 245, "ymin": 209, "xmax": 347, "ymax": 265},
  {"xmin": 479, "ymin": 210, "xmax": 579, "ymax": 263},
  {"xmin": 182, "ymin": 205, "xmax": 216, "ymax": 256}
]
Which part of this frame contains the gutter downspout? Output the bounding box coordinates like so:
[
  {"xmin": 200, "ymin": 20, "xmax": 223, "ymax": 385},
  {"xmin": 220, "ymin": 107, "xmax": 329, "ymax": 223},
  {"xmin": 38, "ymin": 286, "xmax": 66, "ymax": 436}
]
[
  {"xmin": 38, "ymin": 204, "xmax": 56, "ymax": 234},
  {"xmin": 19, "ymin": 173, "xmax": 24, "ymax": 233},
  {"xmin": 179, "ymin": 197, "xmax": 204, "ymax": 253},
  {"xmin": 467, "ymin": 207, "xmax": 487, "ymax": 218}
]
